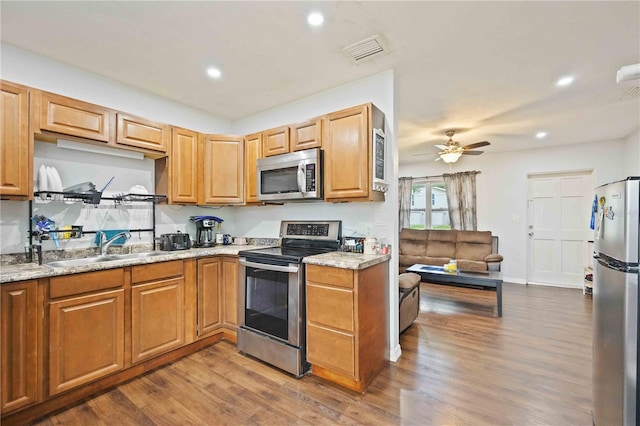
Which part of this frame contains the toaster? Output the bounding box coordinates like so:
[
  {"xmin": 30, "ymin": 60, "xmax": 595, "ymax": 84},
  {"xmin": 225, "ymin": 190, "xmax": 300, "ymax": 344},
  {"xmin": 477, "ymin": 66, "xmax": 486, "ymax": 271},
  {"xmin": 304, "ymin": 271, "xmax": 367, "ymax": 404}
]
[{"xmin": 157, "ymin": 233, "xmax": 192, "ymax": 251}]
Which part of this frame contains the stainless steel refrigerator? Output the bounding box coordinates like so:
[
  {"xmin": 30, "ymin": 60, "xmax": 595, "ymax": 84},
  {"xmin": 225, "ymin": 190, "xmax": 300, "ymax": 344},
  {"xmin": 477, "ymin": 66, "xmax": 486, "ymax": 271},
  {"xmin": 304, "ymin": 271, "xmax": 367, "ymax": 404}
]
[{"xmin": 593, "ymin": 176, "xmax": 639, "ymax": 426}]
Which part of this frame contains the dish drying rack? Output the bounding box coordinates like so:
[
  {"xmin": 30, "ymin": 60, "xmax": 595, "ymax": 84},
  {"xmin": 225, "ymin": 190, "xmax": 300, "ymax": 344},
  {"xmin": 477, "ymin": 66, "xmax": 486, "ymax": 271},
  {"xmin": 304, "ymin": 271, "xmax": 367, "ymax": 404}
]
[{"xmin": 33, "ymin": 190, "xmax": 167, "ymax": 206}]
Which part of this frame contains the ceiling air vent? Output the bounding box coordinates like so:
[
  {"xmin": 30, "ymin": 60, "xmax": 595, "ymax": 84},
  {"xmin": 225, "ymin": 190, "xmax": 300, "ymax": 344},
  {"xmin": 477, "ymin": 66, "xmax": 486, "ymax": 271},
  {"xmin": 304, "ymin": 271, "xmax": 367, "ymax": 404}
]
[
  {"xmin": 342, "ymin": 35, "xmax": 388, "ymax": 64},
  {"xmin": 621, "ymin": 86, "xmax": 640, "ymax": 100}
]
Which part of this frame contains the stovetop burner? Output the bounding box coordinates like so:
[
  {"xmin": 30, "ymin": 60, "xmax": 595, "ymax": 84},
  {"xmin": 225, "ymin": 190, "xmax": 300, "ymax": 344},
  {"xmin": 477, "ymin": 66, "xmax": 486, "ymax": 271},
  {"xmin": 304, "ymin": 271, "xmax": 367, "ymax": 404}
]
[{"xmin": 239, "ymin": 220, "xmax": 342, "ymax": 263}]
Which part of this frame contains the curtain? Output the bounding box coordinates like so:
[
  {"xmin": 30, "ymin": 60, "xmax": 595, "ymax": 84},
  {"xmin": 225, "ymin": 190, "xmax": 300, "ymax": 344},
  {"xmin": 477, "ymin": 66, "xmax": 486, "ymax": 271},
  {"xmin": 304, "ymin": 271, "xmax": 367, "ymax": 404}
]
[
  {"xmin": 398, "ymin": 177, "xmax": 413, "ymax": 232},
  {"xmin": 443, "ymin": 171, "xmax": 479, "ymax": 231}
]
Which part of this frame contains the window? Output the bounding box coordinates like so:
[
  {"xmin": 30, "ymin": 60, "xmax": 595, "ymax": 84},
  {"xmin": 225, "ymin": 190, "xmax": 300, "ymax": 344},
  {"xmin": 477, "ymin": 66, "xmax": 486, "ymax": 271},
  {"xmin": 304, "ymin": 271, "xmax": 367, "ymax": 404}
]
[{"xmin": 409, "ymin": 179, "xmax": 450, "ymax": 230}]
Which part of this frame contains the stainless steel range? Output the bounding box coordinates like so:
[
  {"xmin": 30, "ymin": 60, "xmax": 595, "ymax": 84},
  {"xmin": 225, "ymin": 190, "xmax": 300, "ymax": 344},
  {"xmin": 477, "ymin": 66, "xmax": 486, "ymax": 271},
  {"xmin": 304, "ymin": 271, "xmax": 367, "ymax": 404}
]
[{"xmin": 237, "ymin": 220, "xmax": 342, "ymax": 377}]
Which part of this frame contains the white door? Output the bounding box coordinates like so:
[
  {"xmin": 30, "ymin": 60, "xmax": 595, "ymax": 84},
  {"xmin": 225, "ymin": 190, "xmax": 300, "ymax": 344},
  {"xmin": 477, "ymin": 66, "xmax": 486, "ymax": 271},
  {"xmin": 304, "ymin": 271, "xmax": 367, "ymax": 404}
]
[{"xmin": 527, "ymin": 171, "xmax": 593, "ymax": 287}]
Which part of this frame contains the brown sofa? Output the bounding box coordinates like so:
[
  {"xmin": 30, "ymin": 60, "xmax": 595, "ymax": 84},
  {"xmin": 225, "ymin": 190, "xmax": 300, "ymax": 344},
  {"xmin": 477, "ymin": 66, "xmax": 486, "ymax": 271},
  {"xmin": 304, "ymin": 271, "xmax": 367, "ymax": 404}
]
[{"xmin": 399, "ymin": 229, "xmax": 503, "ymax": 273}]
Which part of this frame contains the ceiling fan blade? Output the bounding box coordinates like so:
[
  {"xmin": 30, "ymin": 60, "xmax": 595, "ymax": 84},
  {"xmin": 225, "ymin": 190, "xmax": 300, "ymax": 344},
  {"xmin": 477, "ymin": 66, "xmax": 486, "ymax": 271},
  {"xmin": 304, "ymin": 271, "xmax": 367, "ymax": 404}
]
[
  {"xmin": 434, "ymin": 156, "xmax": 442, "ymax": 161},
  {"xmin": 412, "ymin": 152, "xmax": 439, "ymax": 157},
  {"xmin": 434, "ymin": 144, "xmax": 447, "ymax": 150},
  {"xmin": 462, "ymin": 150, "xmax": 484, "ymax": 155},
  {"xmin": 462, "ymin": 141, "xmax": 490, "ymax": 150}
]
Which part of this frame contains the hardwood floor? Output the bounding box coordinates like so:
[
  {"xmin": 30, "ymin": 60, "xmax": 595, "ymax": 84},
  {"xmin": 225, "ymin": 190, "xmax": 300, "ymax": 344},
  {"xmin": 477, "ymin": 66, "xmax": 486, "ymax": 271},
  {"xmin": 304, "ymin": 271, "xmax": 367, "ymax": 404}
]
[{"xmin": 32, "ymin": 282, "xmax": 593, "ymax": 425}]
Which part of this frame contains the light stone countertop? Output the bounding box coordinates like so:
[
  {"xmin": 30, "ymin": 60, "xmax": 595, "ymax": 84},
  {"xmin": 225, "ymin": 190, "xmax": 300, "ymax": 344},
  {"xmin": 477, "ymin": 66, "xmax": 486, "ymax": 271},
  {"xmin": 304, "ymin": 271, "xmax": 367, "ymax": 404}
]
[
  {"xmin": 303, "ymin": 251, "xmax": 391, "ymax": 270},
  {"xmin": 1, "ymin": 246, "xmax": 390, "ymax": 284}
]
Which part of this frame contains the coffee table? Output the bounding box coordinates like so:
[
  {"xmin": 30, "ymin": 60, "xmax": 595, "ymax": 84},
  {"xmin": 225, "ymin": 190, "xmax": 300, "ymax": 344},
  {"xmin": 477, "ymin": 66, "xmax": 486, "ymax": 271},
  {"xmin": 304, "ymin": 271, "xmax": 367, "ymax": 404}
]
[{"xmin": 406, "ymin": 264, "xmax": 503, "ymax": 317}]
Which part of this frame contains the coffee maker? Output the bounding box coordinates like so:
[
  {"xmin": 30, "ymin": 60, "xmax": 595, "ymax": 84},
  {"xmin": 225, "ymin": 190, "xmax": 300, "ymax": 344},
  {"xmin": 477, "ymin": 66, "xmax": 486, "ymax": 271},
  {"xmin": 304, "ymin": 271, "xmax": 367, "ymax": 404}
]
[{"xmin": 190, "ymin": 216, "xmax": 223, "ymax": 247}]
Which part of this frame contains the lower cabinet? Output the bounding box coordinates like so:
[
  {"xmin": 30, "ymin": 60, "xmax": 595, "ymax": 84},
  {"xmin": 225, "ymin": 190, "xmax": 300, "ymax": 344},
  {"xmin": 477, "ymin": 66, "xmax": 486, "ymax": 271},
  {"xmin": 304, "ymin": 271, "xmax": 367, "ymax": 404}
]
[
  {"xmin": 49, "ymin": 288, "xmax": 125, "ymax": 396},
  {"xmin": 1, "ymin": 280, "xmax": 39, "ymax": 412},
  {"xmin": 306, "ymin": 261, "xmax": 388, "ymax": 392},
  {"xmin": 131, "ymin": 260, "xmax": 185, "ymax": 363},
  {"xmin": 196, "ymin": 256, "xmax": 238, "ymax": 338}
]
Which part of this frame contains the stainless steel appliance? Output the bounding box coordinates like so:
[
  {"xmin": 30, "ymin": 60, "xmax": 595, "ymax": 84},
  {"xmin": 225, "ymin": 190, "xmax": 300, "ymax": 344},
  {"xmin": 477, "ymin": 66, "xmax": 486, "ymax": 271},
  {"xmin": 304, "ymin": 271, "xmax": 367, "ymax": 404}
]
[
  {"xmin": 191, "ymin": 216, "xmax": 222, "ymax": 247},
  {"xmin": 156, "ymin": 232, "xmax": 191, "ymax": 251},
  {"xmin": 237, "ymin": 220, "xmax": 341, "ymax": 377},
  {"xmin": 257, "ymin": 148, "xmax": 322, "ymax": 202},
  {"xmin": 593, "ymin": 176, "xmax": 639, "ymax": 426}
]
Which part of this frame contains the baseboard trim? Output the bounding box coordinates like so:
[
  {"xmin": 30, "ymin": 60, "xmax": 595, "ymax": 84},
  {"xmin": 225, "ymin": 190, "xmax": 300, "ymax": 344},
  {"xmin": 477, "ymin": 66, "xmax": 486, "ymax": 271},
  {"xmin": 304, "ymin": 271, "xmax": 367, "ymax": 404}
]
[{"xmin": 390, "ymin": 344, "xmax": 402, "ymax": 362}]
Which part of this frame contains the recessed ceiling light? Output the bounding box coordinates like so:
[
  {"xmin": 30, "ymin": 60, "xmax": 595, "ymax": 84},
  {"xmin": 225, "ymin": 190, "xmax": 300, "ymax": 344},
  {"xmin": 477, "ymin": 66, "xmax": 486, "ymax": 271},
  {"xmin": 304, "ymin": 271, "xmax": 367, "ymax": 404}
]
[
  {"xmin": 556, "ymin": 76, "xmax": 574, "ymax": 87},
  {"xmin": 536, "ymin": 131, "xmax": 548, "ymax": 139},
  {"xmin": 206, "ymin": 67, "xmax": 222, "ymax": 79},
  {"xmin": 307, "ymin": 12, "xmax": 324, "ymax": 27}
]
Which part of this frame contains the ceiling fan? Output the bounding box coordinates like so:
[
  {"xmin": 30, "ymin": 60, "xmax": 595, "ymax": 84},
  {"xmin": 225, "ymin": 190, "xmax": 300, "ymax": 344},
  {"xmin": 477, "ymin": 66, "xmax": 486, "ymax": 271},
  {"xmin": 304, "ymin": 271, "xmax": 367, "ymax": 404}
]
[{"xmin": 433, "ymin": 130, "xmax": 490, "ymax": 163}]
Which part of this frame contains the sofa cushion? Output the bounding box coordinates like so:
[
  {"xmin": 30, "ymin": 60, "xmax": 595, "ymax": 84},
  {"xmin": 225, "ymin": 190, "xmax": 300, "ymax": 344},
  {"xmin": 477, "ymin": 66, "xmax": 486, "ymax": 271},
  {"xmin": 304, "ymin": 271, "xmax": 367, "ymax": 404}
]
[
  {"xmin": 456, "ymin": 231, "xmax": 492, "ymax": 244},
  {"xmin": 426, "ymin": 241, "xmax": 456, "ymax": 259},
  {"xmin": 427, "ymin": 230, "xmax": 457, "ymax": 242},
  {"xmin": 399, "ymin": 254, "xmax": 428, "ymax": 268},
  {"xmin": 455, "ymin": 242, "xmax": 491, "ymax": 262},
  {"xmin": 457, "ymin": 259, "xmax": 488, "ymax": 272},
  {"xmin": 423, "ymin": 257, "xmax": 451, "ymax": 267}
]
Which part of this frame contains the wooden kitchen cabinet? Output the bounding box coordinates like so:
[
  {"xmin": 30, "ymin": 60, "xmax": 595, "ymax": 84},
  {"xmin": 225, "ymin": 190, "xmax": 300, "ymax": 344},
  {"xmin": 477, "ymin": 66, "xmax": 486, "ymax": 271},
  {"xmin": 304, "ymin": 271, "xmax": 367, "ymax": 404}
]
[
  {"xmin": 196, "ymin": 256, "xmax": 238, "ymax": 338},
  {"xmin": 38, "ymin": 91, "xmax": 115, "ymax": 143},
  {"xmin": 222, "ymin": 257, "xmax": 239, "ymax": 329},
  {"xmin": 290, "ymin": 117, "xmax": 322, "ymax": 151},
  {"xmin": 168, "ymin": 126, "xmax": 199, "ymax": 204},
  {"xmin": 199, "ymin": 135, "xmax": 244, "ymax": 204},
  {"xmin": 0, "ymin": 81, "xmax": 31, "ymax": 199},
  {"xmin": 48, "ymin": 268, "xmax": 126, "ymax": 396},
  {"xmin": 116, "ymin": 113, "xmax": 169, "ymax": 153},
  {"xmin": 306, "ymin": 261, "xmax": 388, "ymax": 392},
  {"xmin": 244, "ymin": 131, "xmax": 262, "ymax": 204},
  {"xmin": 323, "ymin": 103, "xmax": 385, "ymax": 202},
  {"xmin": 131, "ymin": 261, "xmax": 185, "ymax": 364},
  {"xmin": 1, "ymin": 280, "xmax": 39, "ymax": 413},
  {"xmin": 262, "ymin": 125, "xmax": 290, "ymax": 157}
]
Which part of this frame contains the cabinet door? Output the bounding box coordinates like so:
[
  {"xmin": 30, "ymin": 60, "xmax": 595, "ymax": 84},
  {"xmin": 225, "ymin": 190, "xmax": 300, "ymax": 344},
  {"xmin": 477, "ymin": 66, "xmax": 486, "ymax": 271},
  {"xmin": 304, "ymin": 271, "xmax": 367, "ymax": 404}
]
[
  {"xmin": 0, "ymin": 81, "xmax": 31, "ymax": 198},
  {"xmin": 200, "ymin": 135, "xmax": 244, "ymax": 204},
  {"xmin": 170, "ymin": 127, "xmax": 199, "ymax": 204},
  {"xmin": 222, "ymin": 257, "xmax": 238, "ymax": 328},
  {"xmin": 49, "ymin": 289, "xmax": 125, "ymax": 396},
  {"xmin": 40, "ymin": 92, "xmax": 114, "ymax": 142},
  {"xmin": 116, "ymin": 113, "xmax": 168, "ymax": 153},
  {"xmin": 197, "ymin": 258, "xmax": 222, "ymax": 336},
  {"xmin": 323, "ymin": 105, "xmax": 370, "ymax": 200},
  {"xmin": 244, "ymin": 132, "xmax": 262, "ymax": 203},
  {"xmin": 131, "ymin": 278, "xmax": 185, "ymax": 363},
  {"xmin": 263, "ymin": 125, "xmax": 290, "ymax": 157},
  {"xmin": 1, "ymin": 280, "xmax": 39, "ymax": 413},
  {"xmin": 290, "ymin": 117, "xmax": 322, "ymax": 151}
]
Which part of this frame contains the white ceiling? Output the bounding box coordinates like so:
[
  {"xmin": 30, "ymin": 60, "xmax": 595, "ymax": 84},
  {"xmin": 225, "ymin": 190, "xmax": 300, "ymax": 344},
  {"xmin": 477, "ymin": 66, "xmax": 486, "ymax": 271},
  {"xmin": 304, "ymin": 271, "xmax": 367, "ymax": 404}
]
[{"xmin": 2, "ymin": 1, "xmax": 639, "ymax": 165}]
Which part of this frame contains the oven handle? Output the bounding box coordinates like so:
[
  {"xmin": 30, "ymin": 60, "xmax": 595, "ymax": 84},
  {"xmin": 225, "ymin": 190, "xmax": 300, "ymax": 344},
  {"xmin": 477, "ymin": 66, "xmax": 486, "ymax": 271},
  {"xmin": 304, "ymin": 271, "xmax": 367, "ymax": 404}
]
[{"xmin": 239, "ymin": 259, "xmax": 299, "ymax": 273}]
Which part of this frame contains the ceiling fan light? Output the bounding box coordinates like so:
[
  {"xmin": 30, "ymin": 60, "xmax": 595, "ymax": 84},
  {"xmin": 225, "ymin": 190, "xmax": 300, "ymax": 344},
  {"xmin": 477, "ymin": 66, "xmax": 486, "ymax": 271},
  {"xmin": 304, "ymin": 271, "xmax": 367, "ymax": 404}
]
[{"xmin": 440, "ymin": 152, "xmax": 462, "ymax": 163}]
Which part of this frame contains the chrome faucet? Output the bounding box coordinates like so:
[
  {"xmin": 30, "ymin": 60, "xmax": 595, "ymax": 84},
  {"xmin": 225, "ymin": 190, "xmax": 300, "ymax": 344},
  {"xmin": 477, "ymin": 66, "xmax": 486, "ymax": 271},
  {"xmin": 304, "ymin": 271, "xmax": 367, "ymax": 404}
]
[{"xmin": 99, "ymin": 231, "xmax": 131, "ymax": 255}]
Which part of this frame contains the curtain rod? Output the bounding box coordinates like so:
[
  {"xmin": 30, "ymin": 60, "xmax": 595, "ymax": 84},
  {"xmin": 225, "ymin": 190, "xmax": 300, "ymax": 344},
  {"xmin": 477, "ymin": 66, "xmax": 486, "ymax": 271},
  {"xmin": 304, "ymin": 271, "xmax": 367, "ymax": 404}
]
[{"xmin": 404, "ymin": 171, "xmax": 482, "ymax": 180}]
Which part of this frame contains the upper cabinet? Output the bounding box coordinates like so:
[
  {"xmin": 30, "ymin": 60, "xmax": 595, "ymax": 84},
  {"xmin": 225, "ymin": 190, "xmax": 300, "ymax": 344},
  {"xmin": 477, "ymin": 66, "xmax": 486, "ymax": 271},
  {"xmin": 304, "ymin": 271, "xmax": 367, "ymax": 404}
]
[
  {"xmin": 290, "ymin": 117, "xmax": 322, "ymax": 152},
  {"xmin": 116, "ymin": 113, "xmax": 168, "ymax": 153},
  {"xmin": 323, "ymin": 103, "xmax": 385, "ymax": 202},
  {"xmin": 262, "ymin": 125, "xmax": 290, "ymax": 157},
  {"xmin": 167, "ymin": 127, "xmax": 199, "ymax": 204},
  {"xmin": 199, "ymin": 135, "xmax": 244, "ymax": 205},
  {"xmin": 244, "ymin": 132, "xmax": 263, "ymax": 204},
  {"xmin": 0, "ymin": 81, "xmax": 31, "ymax": 199},
  {"xmin": 38, "ymin": 91, "xmax": 115, "ymax": 143}
]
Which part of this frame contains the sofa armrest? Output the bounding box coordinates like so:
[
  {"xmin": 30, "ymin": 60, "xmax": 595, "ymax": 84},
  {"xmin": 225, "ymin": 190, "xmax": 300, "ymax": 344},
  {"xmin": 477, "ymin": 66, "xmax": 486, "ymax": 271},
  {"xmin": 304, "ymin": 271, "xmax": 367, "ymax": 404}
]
[{"xmin": 485, "ymin": 253, "xmax": 503, "ymax": 263}]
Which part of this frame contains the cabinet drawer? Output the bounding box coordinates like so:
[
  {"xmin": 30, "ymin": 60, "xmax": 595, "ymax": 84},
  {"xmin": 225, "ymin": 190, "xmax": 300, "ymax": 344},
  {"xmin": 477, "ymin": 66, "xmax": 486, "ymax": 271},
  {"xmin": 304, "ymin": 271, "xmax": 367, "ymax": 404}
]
[
  {"xmin": 50, "ymin": 268, "xmax": 124, "ymax": 299},
  {"xmin": 307, "ymin": 264, "xmax": 353, "ymax": 288},
  {"xmin": 132, "ymin": 260, "xmax": 183, "ymax": 284},
  {"xmin": 307, "ymin": 324, "xmax": 355, "ymax": 377},
  {"xmin": 40, "ymin": 92, "xmax": 113, "ymax": 142},
  {"xmin": 307, "ymin": 284, "xmax": 354, "ymax": 332}
]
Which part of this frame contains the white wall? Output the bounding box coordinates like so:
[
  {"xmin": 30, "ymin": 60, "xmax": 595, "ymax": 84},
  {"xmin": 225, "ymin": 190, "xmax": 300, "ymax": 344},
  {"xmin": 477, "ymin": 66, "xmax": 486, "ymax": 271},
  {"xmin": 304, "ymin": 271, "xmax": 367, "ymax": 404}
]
[
  {"xmin": 231, "ymin": 70, "xmax": 401, "ymax": 361},
  {"xmin": 400, "ymin": 137, "xmax": 636, "ymax": 284},
  {"xmin": 624, "ymin": 128, "xmax": 640, "ymax": 176}
]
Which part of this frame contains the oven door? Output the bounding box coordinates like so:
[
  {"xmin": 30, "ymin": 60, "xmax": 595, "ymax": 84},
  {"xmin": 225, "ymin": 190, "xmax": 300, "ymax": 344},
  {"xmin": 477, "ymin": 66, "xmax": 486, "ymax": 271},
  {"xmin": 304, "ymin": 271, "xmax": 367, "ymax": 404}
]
[{"xmin": 238, "ymin": 257, "xmax": 302, "ymax": 347}]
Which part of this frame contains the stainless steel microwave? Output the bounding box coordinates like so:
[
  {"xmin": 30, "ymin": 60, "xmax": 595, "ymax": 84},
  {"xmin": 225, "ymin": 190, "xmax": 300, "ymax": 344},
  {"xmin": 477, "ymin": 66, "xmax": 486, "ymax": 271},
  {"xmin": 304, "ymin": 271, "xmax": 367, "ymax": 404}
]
[{"xmin": 257, "ymin": 148, "xmax": 322, "ymax": 201}]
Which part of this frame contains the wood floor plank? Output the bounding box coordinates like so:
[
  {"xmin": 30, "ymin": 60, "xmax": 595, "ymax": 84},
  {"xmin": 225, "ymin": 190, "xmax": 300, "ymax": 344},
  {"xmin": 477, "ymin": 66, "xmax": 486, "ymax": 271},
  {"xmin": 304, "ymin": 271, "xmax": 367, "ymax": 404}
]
[{"xmin": 31, "ymin": 282, "xmax": 593, "ymax": 425}]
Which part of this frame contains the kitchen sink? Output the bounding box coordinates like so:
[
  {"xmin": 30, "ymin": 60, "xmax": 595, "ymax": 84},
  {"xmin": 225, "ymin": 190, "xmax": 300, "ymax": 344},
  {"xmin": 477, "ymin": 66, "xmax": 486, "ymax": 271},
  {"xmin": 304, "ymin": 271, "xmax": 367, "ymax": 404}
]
[{"xmin": 45, "ymin": 251, "xmax": 167, "ymax": 268}]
